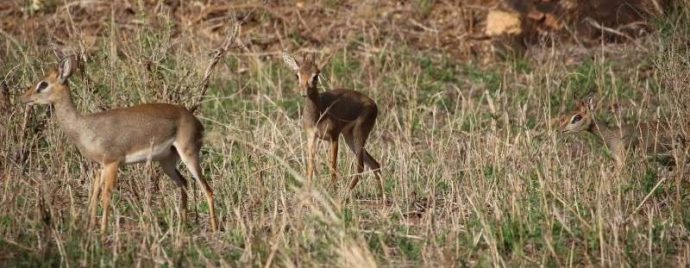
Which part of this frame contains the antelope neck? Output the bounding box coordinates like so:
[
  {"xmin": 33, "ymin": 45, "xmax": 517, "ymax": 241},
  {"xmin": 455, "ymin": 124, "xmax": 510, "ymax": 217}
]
[
  {"xmin": 52, "ymin": 87, "xmax": 83, "ymax": 139},
  {"xmin": 587, "ymin": 118, "xmax": 604, "ymax": 138},
  {"xmin": 303, "ymin": 85, "xmax": 322, "ymax": 105},
  {"xmin": 302, "ymin": 86, "xmax": 322, "ymax": 124},
  {"xmin": 587, "ymin": 118, "xmax": 619, "ymax": 146}
]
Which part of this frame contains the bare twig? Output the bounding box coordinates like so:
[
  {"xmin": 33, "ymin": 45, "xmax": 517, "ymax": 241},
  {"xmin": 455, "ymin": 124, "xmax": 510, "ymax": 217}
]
[
  {"xmin": 584, "ymin": 17, "xmax": 646, "ymax": 50},
  {"xmin": 649, "ymin": 0, "xmax": 664, "ymax": 15},
  {"xmin": 189, "ymin": 23, "xmax": 240, "ymax": 113},
  {"xmin": 17, "ymin": 105, "xmax": 32, "ymax": 164},
  {"xmin": 625, "ymin": 176, "xmax": 667, "ymax": 222}
]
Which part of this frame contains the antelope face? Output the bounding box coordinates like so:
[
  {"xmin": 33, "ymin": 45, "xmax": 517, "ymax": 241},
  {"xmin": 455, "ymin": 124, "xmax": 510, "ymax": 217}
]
[
  {"xmin": 296, "ymin": 61, "xmax": 320, "ymax": 92},
  {"xmin": 22, "ymin": 58, "xmax": 74, "ymax": 105},
  {"xmin": 22, "ymin": 71, "xmax": 63, "ymax": 105},
  {"xmin": 560, "ymin": 102, "xmax": 592, "ymax": 133},
  {"xmin": 282, "ymin": 53, "xmax": 321, "ymax": 94}
]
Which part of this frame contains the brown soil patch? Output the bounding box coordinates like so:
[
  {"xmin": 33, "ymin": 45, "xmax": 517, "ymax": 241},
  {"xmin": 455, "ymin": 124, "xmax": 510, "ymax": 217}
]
[{"xmin": 0, "ymin": 0, "xmax": 672, "ymax": 61}]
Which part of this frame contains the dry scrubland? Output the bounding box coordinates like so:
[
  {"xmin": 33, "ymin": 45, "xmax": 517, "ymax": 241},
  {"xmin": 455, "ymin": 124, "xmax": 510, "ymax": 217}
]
[{"xmin": 2, "ymin": 1, "xmax": 690, "ymax": 266}]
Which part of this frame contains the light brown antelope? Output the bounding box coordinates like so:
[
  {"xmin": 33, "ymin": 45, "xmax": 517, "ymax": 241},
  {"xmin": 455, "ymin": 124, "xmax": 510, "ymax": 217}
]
[
  {"xmin": 282, "ymin": 52, "xmax": 385, "ymax": 199},
  {"xmin": 560, "ymin": 95, "xmax": 686, "ymax": 167},
  {"xmin": 21, "ymin": 58, "xmax": 218, "ymax": 232}
]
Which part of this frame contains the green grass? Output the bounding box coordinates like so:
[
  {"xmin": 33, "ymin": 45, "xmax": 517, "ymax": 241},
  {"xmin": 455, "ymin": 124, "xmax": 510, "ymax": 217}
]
[{"xmin": 2, "ymin": 1, "xmax": 690, "ymax": 267}]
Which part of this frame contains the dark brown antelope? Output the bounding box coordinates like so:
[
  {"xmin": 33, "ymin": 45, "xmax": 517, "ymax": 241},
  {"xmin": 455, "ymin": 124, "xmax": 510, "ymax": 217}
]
[{"xmin": 282, "ymin": 52, "xmax": 384, "ymax": 199}]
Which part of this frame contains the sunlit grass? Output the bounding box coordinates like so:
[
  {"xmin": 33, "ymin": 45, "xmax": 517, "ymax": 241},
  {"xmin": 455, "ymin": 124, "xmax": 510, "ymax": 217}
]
[{"xmin": 1, "ymin": 2, "xmax": 690, "ymax": 267}]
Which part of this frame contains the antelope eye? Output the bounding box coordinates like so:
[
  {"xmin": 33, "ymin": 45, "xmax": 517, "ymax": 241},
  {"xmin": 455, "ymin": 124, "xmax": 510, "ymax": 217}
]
[
  {"xmin": 571, "ymin": 114, "xmax": 583, "ymax": 124},
  {"xmin": 36, "ymin": 81, "xmax": 48, "ymax": 92},
  {"xmin": 311, "ymin": 74, "xmax": 319, "ymax": 84}
]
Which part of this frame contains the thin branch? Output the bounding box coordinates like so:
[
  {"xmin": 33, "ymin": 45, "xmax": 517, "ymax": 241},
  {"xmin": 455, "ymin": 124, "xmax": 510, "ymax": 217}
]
[
  {"xmin": 625, "ymin": 176, "xmax": 667, "ymax": 222},
  {"xmin": 190, "ymin": 23, "xmax": 240, "ymax": 113},
  {"xmin": 583, "ymin": 17, "xmax": 646, "ymax": 50}
]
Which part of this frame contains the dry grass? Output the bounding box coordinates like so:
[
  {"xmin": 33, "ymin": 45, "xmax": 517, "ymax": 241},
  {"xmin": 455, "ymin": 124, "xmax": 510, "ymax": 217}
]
[{"xmin": 1, "ymin": 1, "xmax": 690, "ymax": 266}]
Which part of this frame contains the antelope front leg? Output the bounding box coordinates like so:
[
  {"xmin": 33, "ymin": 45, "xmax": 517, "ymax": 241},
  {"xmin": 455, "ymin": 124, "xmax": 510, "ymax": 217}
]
[
  {"xmin": 306, "ymin": 130, "xmax": 317, "ymax": 185},
  {"xmin": 88, "ymin": 170, "xmax": 104, "ymax": 228},
  {"xmin": 330, "ymin": 139, "xmax": 339, "ymax": 189},
  {"xmin": 99, "ymin": 162, "xmax": 120, "ymax": 234}
]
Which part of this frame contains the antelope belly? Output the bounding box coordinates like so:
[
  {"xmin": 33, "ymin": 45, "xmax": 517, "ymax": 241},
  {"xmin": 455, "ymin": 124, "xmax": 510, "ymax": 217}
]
[{"xmin": 124, "ymin": 139, "xmax": 175, "ymax": 164}]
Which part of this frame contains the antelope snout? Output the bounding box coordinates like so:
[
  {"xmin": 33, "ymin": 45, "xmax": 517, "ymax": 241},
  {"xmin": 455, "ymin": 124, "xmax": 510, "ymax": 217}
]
[
  {"xmin": 559, "ymin": 126, "xmax": 571, "ymax": 133},
  {"xmin": 20, "ymin": 91, "xmax": 34, "ymax": 105}
]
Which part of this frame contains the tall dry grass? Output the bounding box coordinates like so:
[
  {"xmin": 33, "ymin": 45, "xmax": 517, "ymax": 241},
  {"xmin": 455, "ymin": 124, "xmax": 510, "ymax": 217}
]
[{"xmin": 1, "ymin": 1, "xmax": 690, "ymax": 266}]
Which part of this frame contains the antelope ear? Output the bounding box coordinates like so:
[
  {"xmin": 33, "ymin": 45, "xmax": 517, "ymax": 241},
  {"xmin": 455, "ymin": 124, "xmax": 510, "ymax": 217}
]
[
  {"xmin": 58, "ymin": 58, "xmax": 74, "ymax": 84},
  {"xmin": 317, "ymin": 53, "xmax": 333, "ymax": 71},
  {"xmin": 282, "ymin": 51, "xmax": 300, "ymax": 71},
  {"xmin": 586, "ymin": 93, "xmax": 597, "ymax": 111}
]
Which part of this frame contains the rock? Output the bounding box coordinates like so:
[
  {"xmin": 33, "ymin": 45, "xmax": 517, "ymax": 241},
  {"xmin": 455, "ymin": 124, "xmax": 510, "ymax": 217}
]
[{"xmin": 485, "ymin": 10, "xmax": 522, "ymax": 36}]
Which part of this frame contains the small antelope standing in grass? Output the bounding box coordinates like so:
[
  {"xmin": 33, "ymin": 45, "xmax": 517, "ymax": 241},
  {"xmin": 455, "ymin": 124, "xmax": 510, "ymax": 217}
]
[
  {"xmin": 282, "ymin": 52, "xmax": 385, "ymax": 199},
  {"xmin": 21, "ymin": 58, "xmax": 218, "ymax": 232},
  {"xmin": 560, "ymin": 95, "xmax": 686, "ymax": 167}
]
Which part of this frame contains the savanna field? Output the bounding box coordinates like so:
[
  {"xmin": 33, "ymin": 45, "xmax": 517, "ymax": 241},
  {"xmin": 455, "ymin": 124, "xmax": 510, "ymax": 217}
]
[{"xmin": 1, "ymin": 1, "xmax": 690, "ymax": 266}]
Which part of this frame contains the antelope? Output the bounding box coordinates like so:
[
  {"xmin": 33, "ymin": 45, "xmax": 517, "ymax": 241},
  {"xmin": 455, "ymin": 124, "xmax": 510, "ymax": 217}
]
[
  {"xmin": 560, "ymin": 95, "xmax": 686, "ymax": 167},
  {"xmin": 21, "ymin": 58, "xmax": 218, "ymax": 232},
  {"xmin": 282, "ymin": 52, "xmax": 385, "ymax": 199}
]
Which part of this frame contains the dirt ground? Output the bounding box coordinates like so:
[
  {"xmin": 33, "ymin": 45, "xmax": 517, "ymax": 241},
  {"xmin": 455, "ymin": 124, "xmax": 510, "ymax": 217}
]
[{"xmin": 0, "ymin": 0, "xmax": 671, "ymax": 63}]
